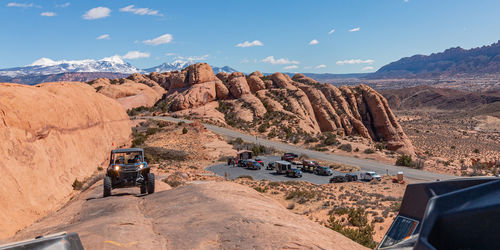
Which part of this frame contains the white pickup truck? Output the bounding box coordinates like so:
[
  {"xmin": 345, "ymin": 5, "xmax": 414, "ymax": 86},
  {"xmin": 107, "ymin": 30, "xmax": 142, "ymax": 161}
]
[{"xmin": 360, "ymin": 171, "xmax": 382, "ymax": 181}]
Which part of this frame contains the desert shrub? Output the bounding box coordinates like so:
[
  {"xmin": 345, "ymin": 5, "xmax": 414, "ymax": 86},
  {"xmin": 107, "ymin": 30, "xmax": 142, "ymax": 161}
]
[
  {"xmin": 354, "ymin": 147, "xmax": 359, "ymax": 152},
  {"xmin": 284, "ymin": 181, "xmax": 300, "ymax": 186},
  {"xmin": 233, "ymin": 137, "xmax": 244, "ymax": 144},
  {"xmin": 473, "ymin": 148, "xmax": 480, "ymax": 154},
  {"xmin": 373, "ymin": 216, "xmax": 384, "ymax": 223},
  {"xmin": 304, "ymin": 136, "xmax": 319, "ymax": 143},
  {"xmin": 177, "ymin": 121, "xmax": 185, "ymax": 126},
  {"xmin": 236, "ymin": 175, "xmax": 253, "ymax": 180},
  {"xmin": 396, "ymin": 154, "xmax": 413, "ymax": 167},
  {"xmin": 144, "ymin": 147, "xmax": 188, "ymax": 162},
  {"xmin": 188, "ymin": 165, "xmax": 198, "ymax": 169},
  {"xmin": 286, "ymin": 190, "xmax": 316, "ymax": 200},
  {"xmin": 348, "ymin": 208, "xmax": 368, "ymax": 227},
  {"xmin": 363, "ymin": 148, "xmax": 375, "ymax": 154},
  {"xmin": 375, "ymin": 143, "xmax": 386, "ymax": 151},
  {"xmin": 339, "ymin": 144, "xmax": 352, "ymax": 152},
  {"xmin": 258, "ymin": 123, "xmax": 268, "ymax": 133},
  {"xmin": 287, "ymin": 203, "xmax": 295, "ymax": 210},
  {"xmin": 390, "ymin": 201, "xmax": 401, "ymax": 212},
  {"xmin": 268, "ymin": 181, "xmax": 280, "ymax": 187},
  {"xmin": 333, "ymin": 207, "xmax": 350, "ymax": 215},
  {"xmin": 131, "ymin": 132, "xmax": 146, "ymax": 147},
  {"xmin": 182, "ymin": 127, "xmax": 188, "ymax": 134},
  {"xmin": 253, "ymin": 186, "xmax": 267, "ymax": 193},
  {"xmin": 323, "ymin": 133, "xmax": 338, "ymax": 146},
  {"xmin": 328, "ymin": 218, "xmax": 376, "ymax": 249},
  {"xmin": 146, "ymin": 127, "xmax": 161, "ymax": 136},
  {"xmin": 72, "ymin": 179, "xmax": 83, "ymax": 190}
]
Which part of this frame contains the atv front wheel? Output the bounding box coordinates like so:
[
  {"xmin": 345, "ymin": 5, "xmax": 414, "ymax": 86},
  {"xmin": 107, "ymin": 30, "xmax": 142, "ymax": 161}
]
[
  {"xmin": 103, "ymin": 176, "xmax": 112, "ymax": 197},
  {"xmin": 140, "ymin": 184, "xmax": 147, "ymax": 194},
  {"xmin": 147, "ymin": 173, "xmax": 155, "ymax": 194}
]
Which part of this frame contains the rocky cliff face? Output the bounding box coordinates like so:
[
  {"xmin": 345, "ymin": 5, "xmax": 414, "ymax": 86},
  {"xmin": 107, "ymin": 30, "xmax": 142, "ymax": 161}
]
[
  {"xmin": 90, "ymin": 63, "xmax": 414, "ymax": 154},
  {"xmin": 0, "ymin": 82, "xmax": 131, "ymax": 238}
]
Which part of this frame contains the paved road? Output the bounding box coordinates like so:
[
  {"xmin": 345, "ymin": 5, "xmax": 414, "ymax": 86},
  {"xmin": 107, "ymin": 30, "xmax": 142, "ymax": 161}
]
[
  {"xmin": 207, "ymin": 156, "xmax": 356, "ymax": 184},
  {"xmin": 146, "ymin": 116, "xmax": 457, "ymax": 182}
]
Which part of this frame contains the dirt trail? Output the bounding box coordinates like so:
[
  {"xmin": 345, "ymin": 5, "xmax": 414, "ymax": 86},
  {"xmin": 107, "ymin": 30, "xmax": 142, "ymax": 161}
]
[{"xmin": 6, "ymin": 181, "xmax": 366, "ymax": 249}]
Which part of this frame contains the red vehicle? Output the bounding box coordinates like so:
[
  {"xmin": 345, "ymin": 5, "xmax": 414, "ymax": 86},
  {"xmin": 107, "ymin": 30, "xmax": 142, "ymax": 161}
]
[
  {"xmin": 281, "ymin": 152, "xmax": 299, "ymax": 162},
  {"xmin": 255, "ymin": 158, "xmax": 264, "ymax": 165}
]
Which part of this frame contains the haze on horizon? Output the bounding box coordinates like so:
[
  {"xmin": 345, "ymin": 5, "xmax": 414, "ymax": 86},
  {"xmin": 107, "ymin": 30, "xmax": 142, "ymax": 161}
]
[{"xmin": 1, "ymin": 0, "xmax": 500, "ymax": 74}]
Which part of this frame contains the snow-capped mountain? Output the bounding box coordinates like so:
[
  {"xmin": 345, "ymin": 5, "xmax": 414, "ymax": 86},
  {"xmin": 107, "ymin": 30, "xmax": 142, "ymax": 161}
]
[
  {"xmin": 143, "ymin": 60, "xmax": 237, "ymax": 74},
  {"xmin": 0, "ymin": 56, "xmax": 142, "ymax": 77}
]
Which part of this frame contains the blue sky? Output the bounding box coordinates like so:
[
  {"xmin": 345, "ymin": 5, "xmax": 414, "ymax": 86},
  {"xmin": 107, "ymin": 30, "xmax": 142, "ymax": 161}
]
[{"xmin": 1, "ymin": 0, "xmax": 500, "ymax": 73}]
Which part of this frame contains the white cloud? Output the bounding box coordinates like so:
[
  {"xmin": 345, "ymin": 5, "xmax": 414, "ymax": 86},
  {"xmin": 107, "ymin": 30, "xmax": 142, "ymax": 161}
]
[
  {"xmin": 362, "ymin": 66, "xmax": 375, "ymax": 71},
  {"xmin": 143, "ymin": 34, "xmax": 173, "ymax": 45},
  {"xmin": 177, "ymin": 54, "xmax": 209, "ymax": 61},
  {"xmin": 165, "ymin": 52, "xmax": 176, "ymax": 56},
  {"xmin": 336, "ymin": 59, "xmax": 374, "ymax": 65},
  {"xmin": 349, "ymin": 27, "xmax": 360, "ymax": 32},
  {"xmin": 119, "ymin": 5, "xmax": 162, "ymax": 16},
  {"xmin": 240, "ymin": 58, "xmax": 249, "ymax": 63},
  {"xmin": 122, "ymin": 51, "xmax": 150, "ymax": 60},
  {"xmin": 7, "ymin": 2, "xmax": 35, "ymax": 8},
  {"xmin": 404, "ymin": 0, "xmax": 409, "ymax": 2},
  {"xmin": 83, "ymin": 7, "xmax": 111, "ymax": 20},
  {"xmin": 262, "ymin": 56, "xmax": 299, "ymax": 65},
  {"xmin": 315, "ymin": 64, "xmax": 327, "ymax": 69},
  {"xmin": 236, "ymin": 40, "xmax": 263, "ymax": 48},
  {"xmin": 41, "ymin": 12, "xmax": 56, "ymax": 17},
  {"xmin": 308, "ymin": 39, "xmax": 319, "ymax": 45},
  {"xmin": 328, "ymin": 29, "xmax": 335, "ymax": 35},
  {"xmin": 284, "ymin": 65, "xmax": 298, "ymax": 70},
  {"xmin": 56, "ymin": 2, "xmax": 70, "ymax": 8},
  {"xmin": 96, "ymin": 34, "xmax": 110, "ymax": 40}
]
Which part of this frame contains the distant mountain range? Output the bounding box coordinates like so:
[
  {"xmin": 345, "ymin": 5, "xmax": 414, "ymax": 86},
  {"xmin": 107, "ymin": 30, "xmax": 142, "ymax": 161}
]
[
  {"xmin": 370, "ymin": 40, "xmax": 500, "ymax": 79},
  {"xmin": 0, "ymin": 57, "xmax": 237, "ymax": 85}
]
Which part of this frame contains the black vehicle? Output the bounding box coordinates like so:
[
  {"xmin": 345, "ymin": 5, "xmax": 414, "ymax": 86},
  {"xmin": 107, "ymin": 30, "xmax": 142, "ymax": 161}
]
[
  {"xmin": 286, "ymin": 168, "xmax": 303, "ymax": 178},
  {"xmin": 104, "ymin": 148, "xmax": 154, "ymax": 197},
  {"xmin": 266, "ymin": 162, "xmax": 275, "ymax": 170},
  {"xmin": 238, "ymin": 159, "xmax": 248, "ymax": 168},
  {"xmin": 345, "ymin": 173, "xmax": 358, "ymax": 182},
  {"xmin": 314, "ymin": 166, "xmax": 333, "ymax": 176},
  {"xmin": 245, "ymin": 160, "xmax": 262, "ymax": 170},
  {"xmin": 330, "ymin": 175, "xmax": 347, "ymax": 183}
]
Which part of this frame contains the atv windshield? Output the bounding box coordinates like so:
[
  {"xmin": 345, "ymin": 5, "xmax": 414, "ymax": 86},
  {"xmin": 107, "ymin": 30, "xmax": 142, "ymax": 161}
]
[{"xmin": 111, "ymin": 152, "xmax": 143, "ymax": 165}]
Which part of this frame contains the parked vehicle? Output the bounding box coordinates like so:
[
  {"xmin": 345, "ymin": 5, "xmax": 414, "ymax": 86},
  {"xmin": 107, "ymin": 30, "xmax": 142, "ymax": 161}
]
[
  {"xmin": 345, "ymin": 173, "xmax": 358, "ymax": 182},
  {"xmin": 255, "ymin": 158, "xmax": 264, "ymax": 166},
  {"xmin": 314, "ymin": 166, "xmax": 333, "ymax": 176},
  {"xmin": 266, "ymin": 162, "xmax": 275, "ymax": 170},
  {"xmin": 360, "ymin": 171, "xmax": 381, "ymax": 181},
  {"xmin": 275, "ymin": 161, "xmax": 292, "ymax": 174},
  {"xmin": 227, "ymin": 157, "xmax": 235, "ymax": 165},
  {"xmin": 286, "ymin": 168, "xmax": 303, "ymax": 178},
  {"xmin": 104, "ymin": 148, "xmax": 154, "ymax": 197},
  {"xmin": 245, "ymin": 160, "xmax": 262, "ymax": 170},
  {"xmin": 238, "ymin": 159, "xmax": 248, "ymax": 168},
  {"xmin": 330, "ymin": 175, "xmax": 347, "ymax": 183},
  {"xmin": 281, "ymin": 152, "xmax": 299, "ymax": 162},
  {"xmin": 302, "ymin": 160, "xmax": 320, "ymax": 173}
]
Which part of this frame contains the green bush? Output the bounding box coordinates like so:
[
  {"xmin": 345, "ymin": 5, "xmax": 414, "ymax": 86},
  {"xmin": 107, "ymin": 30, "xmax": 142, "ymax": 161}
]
[
  {"xmin": 72, "ymin": 179, "xmax": 83, "ymax": 190},
  {"xmin": 163, "ymin": 179, "xmax": 184, "ymax": 188},
  {"xmin": 396, "ymin": 154, "xmax": 413, "ymax": 167},
  {"xmin": 286, "ymin": 190, "xmax": 316, "ymax": 200},
  {"xmin": 375, "ymin": 143, "xmax": 386, "ymax": 151},
  {"xmin": 182, "ymin": 127, "xmax": 188, "ymax": 134},
  {"xmin": 348, "ymin": 208, "xmax": 368, "ymax": 227},
  {"xmin": 253, "ymin": 186, "xmax": 267, "ymax": 193},
  {"xmin": 363, "ymin": 148, "xmax": 375, "ymax": 154},
  {"xmin": 339, "ymin": 144, "xmax": 352, "ymax": 152},
  {"xmin": 328, "ymin": 218, "xmax": 376, "ymax": 249},
  {"xmin": 144, "ymin": 147, "xmax": 188, "ymax": 163},
  {"xmin": 323, "ymin": 133, "xmax": 338, "ymax": 146}
]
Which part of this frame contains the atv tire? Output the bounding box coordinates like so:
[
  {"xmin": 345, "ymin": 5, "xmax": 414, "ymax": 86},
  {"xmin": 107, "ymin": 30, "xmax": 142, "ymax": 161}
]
[
  {"xmin": 103, "ymin": 176, "xmax": 112, "ymax": 197},
  {"xmin": 147, "ymin": 173, "xmax": 155, "ymax": 194},
  {"xmin": 140, "ymin": 184, "xmax": 147, "ymax": 194}
]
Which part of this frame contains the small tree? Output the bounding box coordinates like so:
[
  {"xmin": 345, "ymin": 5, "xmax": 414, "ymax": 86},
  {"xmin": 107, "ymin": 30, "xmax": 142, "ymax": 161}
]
[
  {"xmin": 396, "ymin": 154, "xmax": 413, "ymax": 167},
  {"xmin": 182, "ymin": 127, "xmax": 188, "ymax": 134}
]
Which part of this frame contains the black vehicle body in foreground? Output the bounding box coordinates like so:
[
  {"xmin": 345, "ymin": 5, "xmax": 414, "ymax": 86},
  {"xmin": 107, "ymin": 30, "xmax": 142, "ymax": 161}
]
[
  {"xmin": 379, "ymin": 177, "xmax": 500, "ymax": 250},
  {"xmin": 286, "ymin": 168, "xmax": 303, "ymax": 178},
  {"xmin": 104, "ymin": 148, "xmax": 154, "ymax": 197}
]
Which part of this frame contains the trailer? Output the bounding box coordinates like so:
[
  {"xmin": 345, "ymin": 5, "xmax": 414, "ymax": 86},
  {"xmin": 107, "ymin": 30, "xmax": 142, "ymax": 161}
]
[{"xmin": 275, "ymin": 161, "xmax": 292, "ymax": 175}]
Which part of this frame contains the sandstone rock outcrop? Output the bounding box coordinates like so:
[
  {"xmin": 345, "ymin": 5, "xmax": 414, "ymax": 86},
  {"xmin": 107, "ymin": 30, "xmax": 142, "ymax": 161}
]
[
  {"xmin": 87, "ymin": 64, "xmax": 414, "ymax": 154},
  {"xmin": 0, "ymin": 82, "xmax": 131, "ymax": 238},
  {"xmin": 10, "ymin": 182, "xmax": 366, "ymax": 249}
]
